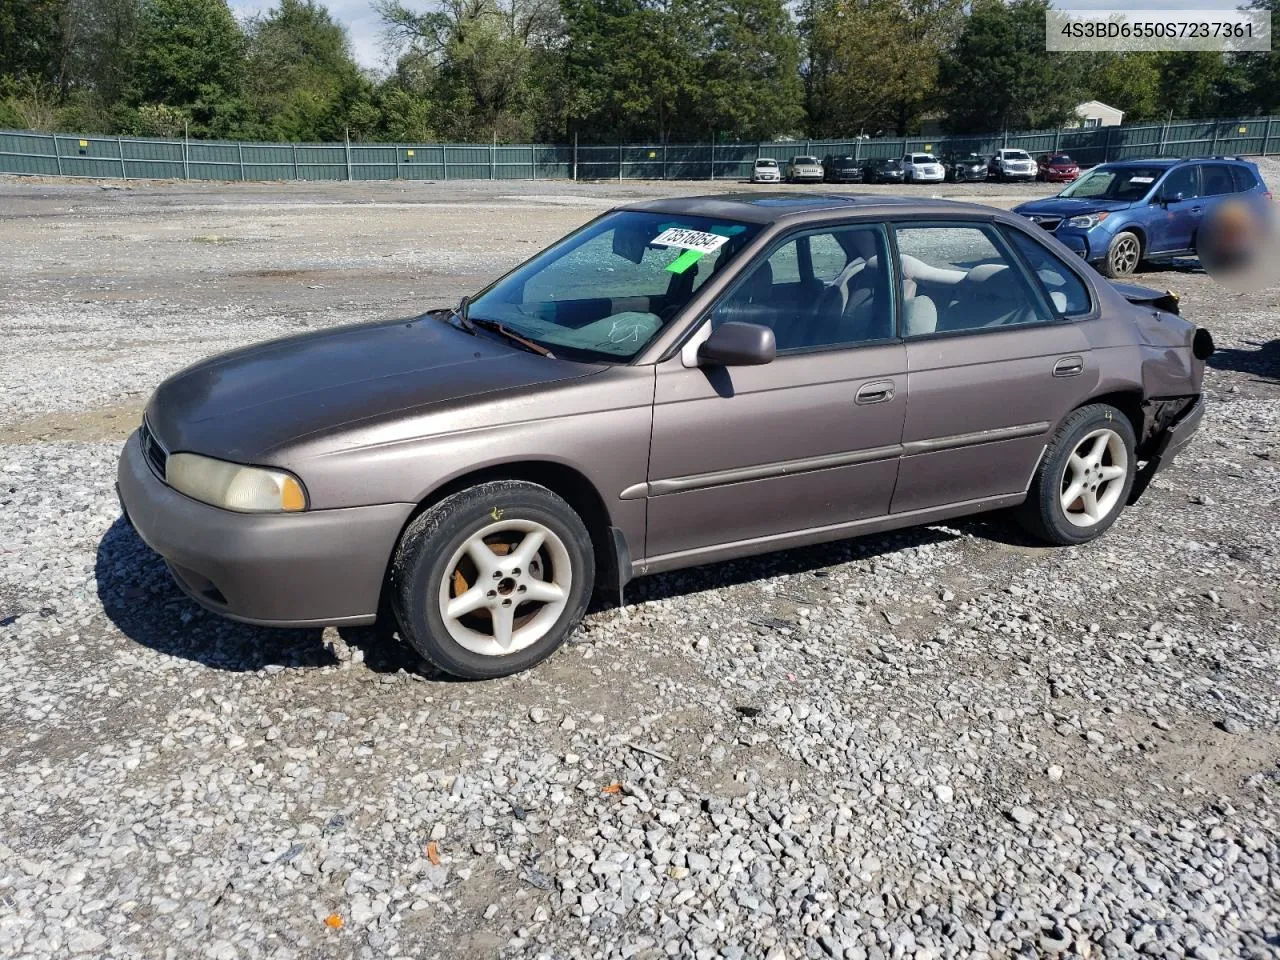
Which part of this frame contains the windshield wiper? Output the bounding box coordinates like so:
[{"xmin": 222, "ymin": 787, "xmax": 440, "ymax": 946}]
[
  {"xmin": 470, "ymin": 317, "xmax": 557, "ymax": 358},
  {"xmin": 448, "ymin": 294, "xmax": 477, "ymax": 334}
]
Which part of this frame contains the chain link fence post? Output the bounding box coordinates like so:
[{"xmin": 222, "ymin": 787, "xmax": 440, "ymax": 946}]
[{"xmin": 52, "ymin": 134, "xmax": 63, "ymax": 176}]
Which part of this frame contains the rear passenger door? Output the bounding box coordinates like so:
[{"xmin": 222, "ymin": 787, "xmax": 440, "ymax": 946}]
[
  {"xmin": 1149, "ymin": 164, "xmax": 1202, "ymax": 255},
  {"xmin": 891, "ymin": 221, "xmax": 1097, "ymax": 514}
]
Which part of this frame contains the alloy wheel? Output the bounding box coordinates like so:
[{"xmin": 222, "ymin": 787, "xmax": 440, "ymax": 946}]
[
  {"xmin": 1059, "ymin": 428, "xmax": 1129, "ymax": 527},
  {"xmin": 437, "ymin": 518, "xmax": 572, "ymax": 656},
  {"xmin": 1110, "ymin": 235, "xmax": 1140, "ymax": 276}
]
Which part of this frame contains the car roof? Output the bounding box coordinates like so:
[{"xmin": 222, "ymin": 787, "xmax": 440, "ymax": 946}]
[
  {"xmin": 1098, "ymin": 158, "xmax": 1181, "ymax": 169},
  {"xmin": 618, "ymin": 193, "xmax": 999, "ymax": 225}
]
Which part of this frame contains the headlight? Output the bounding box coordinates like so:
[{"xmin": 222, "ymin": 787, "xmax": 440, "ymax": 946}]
[
  {"xmin": 165, "ymin": 452, "xmax": 307, "ymax": 513},
  {"xmin": 1066, "ymin": 212, "xmax": 1110, "ymax": 229}
]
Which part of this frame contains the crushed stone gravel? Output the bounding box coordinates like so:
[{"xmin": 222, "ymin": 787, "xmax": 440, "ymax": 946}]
[{"xmin": 0, "ymin": 176, "xmax": 1277, "ymax": 960}]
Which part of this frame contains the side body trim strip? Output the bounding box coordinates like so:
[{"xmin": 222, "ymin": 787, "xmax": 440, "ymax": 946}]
[{"xmin": 620, "ymin": 421, "xmax": 1050, "ymax": 499}]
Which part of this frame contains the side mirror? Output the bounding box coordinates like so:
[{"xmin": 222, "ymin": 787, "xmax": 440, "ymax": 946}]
[
  {"xmin": 697, "ymin": 322, "xmax": 776, "ymax": 367},
  {"xmin": 1158, "ymin": 191, "xmax": 1185, "ymax": 205}
]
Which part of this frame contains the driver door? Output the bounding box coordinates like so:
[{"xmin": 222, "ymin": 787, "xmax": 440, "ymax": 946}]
[{"xmin": 643, "ymin": 223, "xmax": 907, "ymax": 563}]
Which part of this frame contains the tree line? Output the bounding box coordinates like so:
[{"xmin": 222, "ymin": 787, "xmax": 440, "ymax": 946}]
[{"xmin": 2, "ymin": 0, "xmax": 1277, "ymax": 145}]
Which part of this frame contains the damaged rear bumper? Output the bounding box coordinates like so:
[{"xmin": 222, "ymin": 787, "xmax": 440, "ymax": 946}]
[{"xmin": 1128, "ymin": 395, "xmax": 1206, "ymax": 504}]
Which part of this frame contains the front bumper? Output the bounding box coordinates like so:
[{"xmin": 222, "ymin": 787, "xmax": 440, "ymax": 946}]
[
  {"xmin": 790, "ymin": 172, "xmax": 824, "ymax": 182},
  {"xmin": 117, "ymin": 430, "xmax": 414, "ymax": 627},
  {"xmin": 1051, "ymin": 227, "xmax": 1092, "ymax": 260},
  {"xmin": 1000, "ymin": 169, "xmax": 1037, "ymax": 180},
  {"xmin": 1044, "ymin": 171, "xmax": 1078, "ymax": 181},
  {"xmin": 952, "ymin": 168, "xmax": 986, "ymax": 181}
]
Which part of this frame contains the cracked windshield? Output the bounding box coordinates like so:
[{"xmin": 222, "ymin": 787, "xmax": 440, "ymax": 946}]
[{"xmin": 465, "ymin": 211, "xmax": 759, "ymax": 360}]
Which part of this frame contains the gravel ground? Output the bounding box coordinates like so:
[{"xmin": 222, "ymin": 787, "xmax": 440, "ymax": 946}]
[{"xmin": 0, "ymin": 172, "xmax": 1278, "ymax": 960}]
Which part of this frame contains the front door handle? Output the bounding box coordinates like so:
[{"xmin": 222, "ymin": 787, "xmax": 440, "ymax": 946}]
[
  {"xmin": 855, "ymin": 380, "xmax": 895, "ymax": 404},
  {"xmin": 1053, "ymin": 356, "xmax": 1084, "ymax": 377}
]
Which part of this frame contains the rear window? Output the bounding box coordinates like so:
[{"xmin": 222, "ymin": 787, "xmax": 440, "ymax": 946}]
[{"xmin": 1230, "ymin": 164, "xmax": 1258, "ymax": 192}]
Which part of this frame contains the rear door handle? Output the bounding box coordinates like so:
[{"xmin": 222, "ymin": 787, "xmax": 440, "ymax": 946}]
[
  {"xmin": 1053, "ymin": 356, "xmax": 1084, "ymax": 377},
  {"xmin": 855, "ymin": 380, "xmax": 895, "ymax": 404}
]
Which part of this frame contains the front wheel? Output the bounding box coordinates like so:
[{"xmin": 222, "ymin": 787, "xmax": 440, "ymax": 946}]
[
  {"xmin": 391, "ymin": 481, "xmax": 595, "ymax": 679},
  {"xmin": 1101, "ymin": 230, "xmax": 1142, "ymax": 278},
  {"xmin": 1017, "ymin": 404, "xmax": 1136, "ymax": 546}
]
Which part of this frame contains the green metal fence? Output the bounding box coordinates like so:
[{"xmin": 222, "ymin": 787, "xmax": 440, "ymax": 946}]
[{"xmin": 1, "ymin": 117, "xmax": 1277, "ymax": 183}]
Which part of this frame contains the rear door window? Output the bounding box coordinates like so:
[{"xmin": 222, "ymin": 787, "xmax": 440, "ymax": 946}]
[
  {"xmin": 1005, "ymin": 229, "xmax": 1091, "ymax": 316},
  {"xmin": 1202, "ymin": 164, "xmax": 1235, "ymax": 196},
  {"xmin": 893, "ymin": 223, "xmax": 1052, "ymax": 336}
]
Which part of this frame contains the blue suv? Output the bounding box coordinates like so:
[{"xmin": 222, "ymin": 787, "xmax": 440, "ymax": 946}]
[{"xmin": 1012, "ymin": 157, "xmax": 1272, "ymax": 278}]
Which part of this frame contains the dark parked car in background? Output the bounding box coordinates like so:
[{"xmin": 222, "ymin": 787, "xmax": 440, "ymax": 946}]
[
  {"xmin": 1038, "ymin": 154, "xmax": 1081, "ymax": 183},
  {"xmin": 944, "ymin": 153, "xmax": 988, "ymax": 183},
  {"xmin": 823, "ymin": 155, "xmax": 863, "ymax": 183},
  {"xmin": 862, "ymin": 158, "xmax": 905, "ymax": 184},
  {"xmin": 118, "ymin": 194, "xmax": 1212, "ymax": 679}
]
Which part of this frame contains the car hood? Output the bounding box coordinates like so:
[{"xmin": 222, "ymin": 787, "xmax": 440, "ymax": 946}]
[
  {"xmin": 145, "ymin": 314, "xmax": 600, "ymax": 463},
  {"xmin": 1014, "ymin": 197, "xmax": 1134, "ymax": 217}
]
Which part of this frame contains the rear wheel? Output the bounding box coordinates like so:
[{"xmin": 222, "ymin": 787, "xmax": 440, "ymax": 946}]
[
  {"xmin": 1018, "ymin": 404, "xmax": 1136, "ymax": 545},
  {"xmin": 391, "ymin": 481, "xmax": 594, "ymax": 679},
  {"xmin": 1100, "ymin": 230, "xmax": 1141, "ymax": 278}
]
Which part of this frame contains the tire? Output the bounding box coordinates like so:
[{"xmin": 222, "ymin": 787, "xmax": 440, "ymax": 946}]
[
  {"xmin": 1100, "ymin": 230, "xmax": 1141, "ymax": 278},
  {"xmin": 391, "ymin": 480, "xmax": 595, "ymax": 679},
  {"xmin": 1017, "ymin": 404, "xmax": 1137, "ymax": 546}
]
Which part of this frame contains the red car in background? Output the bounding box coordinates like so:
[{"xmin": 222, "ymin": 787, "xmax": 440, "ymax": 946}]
[{"xmin": 1037, "ymin": 154, "xmax": 1080, "ymax": 182}]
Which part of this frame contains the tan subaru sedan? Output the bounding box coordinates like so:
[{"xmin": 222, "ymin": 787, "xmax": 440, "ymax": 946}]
[{"xmin": 118, "ymin": 194, "xmax": 1213, "ymax": 678}]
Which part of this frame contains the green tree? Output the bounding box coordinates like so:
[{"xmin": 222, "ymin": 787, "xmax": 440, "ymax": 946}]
[
  {"xmin": 939, "ymin": 0, "xmax": 1083, "ymax": 133},
  {"xmin": 1082, "ymin": 52, "xmax": 1160, "ymax": 123},
  {"xmin": 133, "ymin": 0, "xmax": 245, "ymax": 130},
  {"xmin": 244, "ymin": 0, "xmax": 374, "ymax": 141},
  {"xmin": 557, "ymin": 0, "xmax": 801, "ymax": 143},
  {"xmin": 808, "ymin": 0, "xmax": 963, "ymax": 137},
  {"xmin": 0, "ymin": 0, "xmax": 69, "ymax": 88},
  {"xmin": 691, "ymin": 0, "xmax": 804, "ymax": 140},
  {"xmin": 1239, "ymin": 0, "xmax": 1279, "ymax": 114},
  {"xmin": 377, "ymin": 0, "xmax": 559, "ymax": 140}
]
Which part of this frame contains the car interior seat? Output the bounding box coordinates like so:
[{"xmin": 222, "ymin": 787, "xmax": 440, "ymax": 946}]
[
  {"xmin": 714, "ymin": 259, "xmax": 775, "ymax": 330},
  {"xmin": 940, "ymin": 263, "xmax": 1033, "ymax": 331}
]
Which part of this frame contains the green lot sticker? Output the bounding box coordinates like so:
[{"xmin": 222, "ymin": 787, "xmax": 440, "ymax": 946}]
[{"xmin": 666, "ymin": 249, "xmax": 705, "ymax": 274}]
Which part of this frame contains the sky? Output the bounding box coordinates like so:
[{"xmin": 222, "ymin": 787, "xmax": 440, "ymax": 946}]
[{"xmin": 228, "ymin": 0, "xmax": 1254, "ymax": 73}]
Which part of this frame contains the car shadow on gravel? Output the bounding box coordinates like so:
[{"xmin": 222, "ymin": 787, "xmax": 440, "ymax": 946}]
[
  {"xmin": 96, "ymin": 516, "xmax": 345, "ymax": 672},
  {"xmin": 1209, "ymin": 337, "xmax": 1280, "ymax": 382},
  {"xmin": 618, "ymin": 524, "xmax": 963, "ymax": 608},
  {"xmin": 97, "ymin": 512, "xmax": 1017, "ymax": 674}
]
